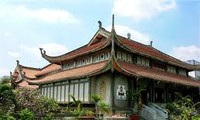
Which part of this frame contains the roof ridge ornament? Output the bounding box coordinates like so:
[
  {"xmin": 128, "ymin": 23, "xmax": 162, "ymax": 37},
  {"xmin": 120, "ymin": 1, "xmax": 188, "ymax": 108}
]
[
  {"xmin": 39, "ymin": 48, "xmax": 46, "ymax": 55},
  {"xmin": 112, "ymin": 14, "xmax": 115, "ymax": 30},
  {"xmin": 150, "ymin": 41, "xmax": 153, "ymax": 47},
  {"xmin": 16, "ymin": 60, "xmax": 19, "ymax": 65},
  {"xmin": 98, "ymin": 21, "xmax": 102, "ymax": 28}
]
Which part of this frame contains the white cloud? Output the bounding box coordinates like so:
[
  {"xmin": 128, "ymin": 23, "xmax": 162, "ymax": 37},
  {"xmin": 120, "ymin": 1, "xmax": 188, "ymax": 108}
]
[
  {"xmin": 0, "ymin": 5, "xmax": 79, "ymax": 24},
  {"xmin": 106, "ymin": 25, "xmax": 151, "ymax": 44},
  {"xmin": 113, "ymin": 0, "xmax": 176, "ymax": 20},
  {"xmin": 20, "ymin": 43, "xmax": 68, "ymax": 58},
  {"xmin": 0, "ymin": 31, "xmax": 11, "ymax": 37},
  {"xmin": 39, "ymin": 43, "xmax": 68, "ymax": 56},
  {"xmin": 8, "ymin": 51, "xmax": 21, "ymax": 58},
  {"xmin": 171, "ymin": 45, "xmax": 200, "ymax": 61}
]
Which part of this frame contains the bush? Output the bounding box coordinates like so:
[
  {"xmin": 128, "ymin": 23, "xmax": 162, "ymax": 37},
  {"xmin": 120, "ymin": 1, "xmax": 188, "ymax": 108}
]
[
  {"xmin": 15, "ymin": 88, "xmax": 59, "ymax": 115},
  {"xmin": 0, "ymin": 83, "xmax": 16, "ymax": 114},
  {"xmin": 166, "ymin": 93, "xmax": 200, "ymax": 120},
  {"xmin": 19, "ymin": 108, "xmax": 34, "ymax": 120},
  {"xmin": 0, "ymin": 113, "xmax": 15, "ymax": 120}
]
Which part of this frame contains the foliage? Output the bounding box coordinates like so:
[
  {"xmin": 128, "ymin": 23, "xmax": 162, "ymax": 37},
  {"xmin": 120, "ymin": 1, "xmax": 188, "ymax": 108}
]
[
  {"xmin": 0, "ymin": 113, "xmax": 16, "ymax": 120},
  {"xmin": 0, "ymin": 82, "xmax": 16, "ymax": 114},
  {"xmin": 127, "ymin": 84, "xmax": 146, "ymax": 113},
  {"xmin": 19, "ymin": 108, "xmax": 34, "ymax": 120},
  {"xmin": 97, "ymin": 101, "xmax": 109, "ymax": 114},
  {"xmin": 43, "ymin": 112, "xmax": 54, "ymax": 120},
  {"xmin": 91, "ymin": 94, "xmax": 109, "ymax": 116},
  {"xmin": 15, "ymin": 87, "xmax": 59, "ymax": 115},
  {"xmin": 83, "ymin": 110, "xmax": 94, "ymax": 116},
  {"xmin": 0, "ymin": 76, "xmax": 11, "ymax": 85},
  {"xmin": 69, "ymin": 94, "xmax": 84, "ymax": 118},
  {"xmin": 166, "ymin": 93, "xmax": 200, "ymax": 120},
  {"xmin": 192, "ymin": 115, "xmax": 200, "ymax": 120},
  {"xmin": 91, "ymin": 94, "xmax": 101, "ymax": 103}
]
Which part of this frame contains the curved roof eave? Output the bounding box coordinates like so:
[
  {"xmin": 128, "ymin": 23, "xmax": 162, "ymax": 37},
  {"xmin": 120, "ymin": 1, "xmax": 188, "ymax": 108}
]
[
  {"xmin": 40, "ymin": 38, "xmax": 111, "ymax": 64},
  {"xmin": 27, "ymin": 60, "xmax": 112, "ymax": 85}
]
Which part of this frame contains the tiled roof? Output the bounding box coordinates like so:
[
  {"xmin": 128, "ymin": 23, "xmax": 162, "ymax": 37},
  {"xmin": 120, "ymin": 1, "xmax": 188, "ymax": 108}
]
[
  {"xmin": 118, "ymin": 36, "xmax": 192, "ymax": 70},
  {"xmin": 42, "ymin": 40, "xmax": 110, "ymax": 63},
  {"xmin": 36, "ymin": 64, "xmax": 61, "ymax": 76},
  {"xmin": 20, "ymin": 66, "xmax": 40, "ymax": 78},
  {"xmin": 28, "ymin": 61, "xmax": 108, "ymax": 84},
  {"xmin": 118, "ymin": 61, "xmax": 200, "ymax": 87},
  {"xmin": 18, "ymin": 80, "xmax": 38, "ymax": 89}
]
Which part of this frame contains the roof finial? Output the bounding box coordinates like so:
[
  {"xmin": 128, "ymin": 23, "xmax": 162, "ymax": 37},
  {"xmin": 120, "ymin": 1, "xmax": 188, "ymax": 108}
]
[
  {"xmin": 39, "ymin": 48, "xmax": 46, "ymax": 54},
  {"xmin": 16, "ymin": 60, "xmax": 19, "ymax": 65},
  {"xmin": 127, "ymin": 33, "xmax": 131, "ymax": 39},
  {"xmin": 98, "ymin": 21, "xmax": 102, "ymax": 28},
  {"xmin": 112, "ymin": 14, "xmax": 115, "ymax": 29},
  {"xmin": 10, "ymin": 71, "xmax": 12, "ymax": 76},
  {"xmin": 150, "ymin": 41, "xmax": 153, "ymax": 47}
]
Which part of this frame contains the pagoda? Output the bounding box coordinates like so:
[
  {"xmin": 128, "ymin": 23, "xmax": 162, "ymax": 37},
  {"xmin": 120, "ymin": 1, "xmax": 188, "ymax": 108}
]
[{"xmin": 11, "ymin": 15, "xmax": 200, "ymax": 113}]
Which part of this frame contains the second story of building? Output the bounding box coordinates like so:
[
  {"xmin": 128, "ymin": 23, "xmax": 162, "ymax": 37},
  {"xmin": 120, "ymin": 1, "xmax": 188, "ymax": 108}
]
[{"xmin": 39, "ymin": 23, "xmax": 198, "ymax": 79}]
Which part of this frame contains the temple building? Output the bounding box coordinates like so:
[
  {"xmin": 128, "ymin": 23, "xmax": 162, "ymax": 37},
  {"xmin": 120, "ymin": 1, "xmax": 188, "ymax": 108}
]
[{"xmin": 11, "ymin": 16, "xmax": 200, "ymax": 113}]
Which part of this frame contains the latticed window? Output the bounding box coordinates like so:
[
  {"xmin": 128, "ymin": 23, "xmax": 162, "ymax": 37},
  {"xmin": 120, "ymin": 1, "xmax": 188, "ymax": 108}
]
[
  {"xmin": 137, "ymin": 56, "xmax": 149, "ymax": 67},
  {"xmin": 167, "ymin": 66, "xmax": 176, "ymax": 73},
  {"xmin": 179, "ymin": 69, "xmax": 187, "ymax": 76},
  {"xmin": 40, "ymin": 79, "xmax": 89, "ymax": 103}
]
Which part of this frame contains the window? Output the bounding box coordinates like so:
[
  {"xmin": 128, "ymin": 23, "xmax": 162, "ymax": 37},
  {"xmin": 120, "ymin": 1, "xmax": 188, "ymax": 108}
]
[
  {"xmin": 105, "ymin": 52, "xmax": 110, "ymax": 60},
  {"xmin": 54, "ymin": 86, "xmax": 57, "ymax": 101},
  {"xmin": 137, "ymin": 56, "xmax": 142, "ymax": 65},
  {"xmin": 117, "ymin": 51, "xmax": 121, "ymax": 60},
  {"xmin": 93, "ymin": 55, "xmax": 99, "ymax": 63},
  {"xmin": 84, "ymin": 82, "xmax": 89, "ymax": 102},
  {"xmin": 137, "ymin": 56, "xmax": 149, "ymax": 67},
  {"xmin": 74, "ymin": 84, "xmax": 79, "ymax": 100},
  {"xmin": 122, "ymin": 53, "xmax": 127, "ymax": 61},
  {"xmin": 127, "ymin": 54, "xmax": 132, "ymax": 63},
  {"xmin": 179, "ymin": 69, "xmax": 187, "ymax": 76},
  {"xmin": 61, "ymin": 85, "xmax": 65, "ymax": 102},
  {"xmin": 167, "ymin": 66, "xmax": 176, "ymax": 73},
  {"xmin": 65, "ymin": 85, "xmax": 69, "ymax": 102},
  {"xmin": 42, "ymin": 87, "xmax": 45, "ymax": 96},
  {"xmin": 70, "ymin": 84, "xmax": 74, "ymax": 102},
  {"xmin": 50, "ymin": 86, "xmax": 53, "ymax": 98},
  {"xmin": 79, "ymin": 83, "xmax": 84, "ymax": 101},
  {"xmin": 86, "ymin": 57, "xmax": 91, "ymax": 64},
  {"xmin": 81, "ymin": 59, "xmax": 85, "ymax": 65},
  {"xmin": 40, "ymin": 79, "xmax": 89, "ymax": 103},
  {"xmin": 57, "ymin": 86, "xmax": 61, "ymax": 102},
  {"xmin": 100, "ymin": 53, "xmax": 105, "ymax": 61}
]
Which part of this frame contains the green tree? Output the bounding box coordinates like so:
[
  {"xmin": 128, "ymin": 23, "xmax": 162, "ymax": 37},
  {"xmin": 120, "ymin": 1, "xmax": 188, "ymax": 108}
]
[{"xmin": 0, "ymin": 80, "xmax": 16, "ymax": 114}]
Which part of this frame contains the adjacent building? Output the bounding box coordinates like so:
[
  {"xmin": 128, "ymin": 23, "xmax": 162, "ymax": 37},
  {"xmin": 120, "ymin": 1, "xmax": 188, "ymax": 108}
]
[
  {"xmin": 11, "ymin": 17, "xmax": 200, "ymax": 113},
  {"xmin": 187, "ymin": 60, "xmax": 200, "ymax": 80}
]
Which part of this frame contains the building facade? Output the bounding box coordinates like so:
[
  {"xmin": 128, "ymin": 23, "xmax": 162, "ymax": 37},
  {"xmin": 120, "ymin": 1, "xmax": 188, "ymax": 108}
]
[
  {"xmin": 11, "ymin": 17, "xmax": 200, "ymax": 113},
  {"xmin": 187, "ymin": 60, "xmax": 200, "ymax": 80}
]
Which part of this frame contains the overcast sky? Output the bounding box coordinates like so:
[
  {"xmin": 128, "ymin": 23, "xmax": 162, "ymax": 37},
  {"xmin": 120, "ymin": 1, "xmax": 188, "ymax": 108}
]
[{"xmin": 0, "ymin": 0, "xmax": 200, "ymax": 77}]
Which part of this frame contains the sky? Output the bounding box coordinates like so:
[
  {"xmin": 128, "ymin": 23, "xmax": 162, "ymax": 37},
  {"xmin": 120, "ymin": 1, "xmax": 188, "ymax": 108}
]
[{"xmin": 0, "ymin": 0, "xmax": 200, "ymax": 77}]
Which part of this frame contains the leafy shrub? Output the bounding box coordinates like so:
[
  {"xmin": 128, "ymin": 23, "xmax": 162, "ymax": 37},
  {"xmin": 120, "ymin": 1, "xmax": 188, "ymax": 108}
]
[
  {"xmin": 0, "ymin": 83, "xmax": 16, "ymax": 114},
  {"xmin": 166, "ymin": 93, "xmax": 200, "ymax": 120},
  {"xmin": 15, "ymin": 88, "xmax": 59, "ymax": 115},
  {"xmin": 0, "ymin": 113, "xmax": 15, "ymax": 120},
  {"xmin": 43, "ymin": 112, "xmax": 54, "ymax": 120},
  {"xmin": 19, "ymin": 108, "xmax": 34, "ymax": 120}
]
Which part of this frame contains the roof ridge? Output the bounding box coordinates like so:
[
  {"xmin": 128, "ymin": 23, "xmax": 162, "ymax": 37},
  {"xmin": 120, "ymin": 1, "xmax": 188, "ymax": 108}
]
[{"xmin": 20, "ymin": 65, "xmax": 41, "ymax": 71}]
